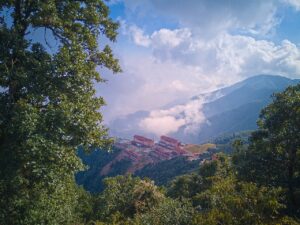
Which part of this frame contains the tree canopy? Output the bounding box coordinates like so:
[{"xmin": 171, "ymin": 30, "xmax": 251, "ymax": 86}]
[
  {"xmin": 0, "ymin": 1, "xmax": 120, "ymax": 224},
  {"xmin": 233, "ymin": 84, "xmax": 300, "ymax": 215}
]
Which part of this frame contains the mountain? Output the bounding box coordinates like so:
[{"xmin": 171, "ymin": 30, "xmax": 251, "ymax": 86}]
[
  {"xmin": 109, "ymin": 75, "xmax": 299, "ymax": 143},
  {"xmin": 76, "ymin": 148, "xmax": 202, "ymax": 193},
  {"xmin": 175, "ymin": 75, "xmax": 299, "ymax": 143},
  {"xmin": 202, "ymin": 75, "xmax": 298, "ymax": 117}
]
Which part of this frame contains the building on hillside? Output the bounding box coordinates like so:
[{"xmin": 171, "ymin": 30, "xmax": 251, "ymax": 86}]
[
  {"xmin": 158, "ymin": 135, "xmax": 181, "ymax": 151},
  {"xmin": 151, "ymin": 145, "xmax": 174, "ymax": 160},
  {"xmin": 132, "ymin": 135, "xmax": 155, "ymax": 148},
  {"xmin": 123, "ymin": 149, "xmax": 141, "ymax": 161}
]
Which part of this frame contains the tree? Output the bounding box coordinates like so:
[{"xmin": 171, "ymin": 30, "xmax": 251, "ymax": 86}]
[
  {"xmin": 167, "ymin": 173, "xmax": 203, "ymax": 200},
  {"xmin": 192, "ymin": 177, "xmax": 298, "ymax": 225},
  {"xmin": 0, "ymin": 1, "xmax": 120, "ymax": 224},
  {"xmin": 95, "ymin": 175, "xmax": 165, "ymax": 223},
  {"xmin": 134, "ymin": 198, "xmax": 194, "ymax": 225},
  {"xmin": 166, "ymin": 154, "xmax": 299, "ymax": 225},
  {"xmin": 233, "ymin": 84, "xmax": 300, "ymax": 215},
  {"xmin": 167, "ymin": 154, "xmax": 231, "ymax": 203}
]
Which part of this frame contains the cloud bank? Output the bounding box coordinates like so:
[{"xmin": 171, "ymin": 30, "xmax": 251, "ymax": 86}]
[
  {"xmin": 139, "ymin": 97, "xmax": 208, "ymax": 136},
  {"xmin": 128, "ymin": 27, "xmax": 300, "ymax": 79}
]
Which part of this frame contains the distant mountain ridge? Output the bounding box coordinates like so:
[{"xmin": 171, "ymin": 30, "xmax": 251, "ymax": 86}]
[
  {"xmin": 176, "ymin": 74, "xmax": 299, "ymax": 143},
  {"xmin": 109, "ymin": 75, "xmax": 299, "ymax": 143},
  {"xmin": 202, "ymin": 75, "xmax": 299, "ymax": 117}
]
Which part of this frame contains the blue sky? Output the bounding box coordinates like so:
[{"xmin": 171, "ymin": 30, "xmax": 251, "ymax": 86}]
[{"xmin": 96, "ymin": 0, "xmax": 300, "ymax": 126}]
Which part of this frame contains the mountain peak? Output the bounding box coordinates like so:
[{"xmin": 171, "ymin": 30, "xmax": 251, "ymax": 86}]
[
  {"xmin": 228, "ymin": 74, "xmax": 296, "ymax": 93},
  {"xmin": 109, "ymin": 74, "xmax": 299, "ymax": 143}
]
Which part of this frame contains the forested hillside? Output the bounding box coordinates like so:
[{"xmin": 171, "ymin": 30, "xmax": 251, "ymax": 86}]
[
  {"xmin": 74, "ymin": 84, "xmax": 300, "ymax": 224},
  {"xmin": 76, "ymin": 131, "xmax": 249, "ymax": 192},
  {"xmin": 77, "ymin": 151, "xmax": 201, "ymax": 192}
]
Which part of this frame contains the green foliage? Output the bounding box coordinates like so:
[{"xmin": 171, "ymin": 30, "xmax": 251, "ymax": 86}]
[
  {"xmin": 233, "ymin": 84, "xmax": 300, "ymax": 214},
  {"xmin": 167, "ymin": 173, "xmax": 203, "ymax": 200},
  {"xmin": 87, "ymin": 84, "xmax": 300, "ymax": 225},
  {"xmin": 82, "ymin": 155, "xmax": 299, "ymax": 225},
  {"xmin": 1, "ymin": 2, "xmax": 299, "ymax": 224},
  {"xmin": 74, "ymin": 186, "xmax": 94, "ymax": 224},
  {"xmin": 193, "ymin": 178, "xmax": 288, "ymax": 225},
  {"xmin": 135, "ymin": 157, "xmax": 201, "ymax": 186},
  {"xmin": 213, "ymin": 130, "xmax": 252, "ymax": 145},
  {"xmin": 94, "ymin": 175, "xmax": 165, "ymax": 223},
  {"xmin": 166, "ymin": 154, "xmax": 299, "ymax": 225},
  {"xmin": 76, "ymin": 147, "xmax": 132, "ymax": 193},
  {"xmin": 167, "ymin": 154, "xmax": 232, "ymax": 204},
  {"xmin": 134, "ymin": 198, "xmax": 194, "ymax": 225},
  {"xmin": 0, "ymin": 1, "xmax": 120, "ymax": 224},
  {"xmin": 167, "ymin": 155, "xmax": 235, "ymax": 207},
  {"xmin": 213, "ymin": 130, "xmax": 252, "ymax": 153},
  {"xmin": 77, "ymin": 150, "xmax": 200, "ymax": 193}
]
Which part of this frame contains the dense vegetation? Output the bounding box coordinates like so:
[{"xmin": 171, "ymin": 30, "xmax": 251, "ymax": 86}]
[
  {"xmin": 0, "ymin": 1, "xmax": 120, "ymax": 224},
  {"xmin": 76, "ymin": 147, "xmax": 132, "ymax": 193},
  {"xmin": 77, "ymin": 149, "xmax": 203, "ymax": 192},
  {"xmin": 77, "ymin": 133, "xmax": 246, "ymax": 191},
  {"xmin": 76, "ymin": 83, "xmax": 300, "ymax": 224},
  {"xmin": 213, "ymin": 130, "xmax": 252, "ymax": 153},
  {"xmin": 1, "ymin": 1, "xmax": 300, "ymax": 225},
  {"xmin": 77, "ymin": 154, "xmax": 300, "ymax": 224},
  {"xmin": 135, "ymin": 157, "xmax": 201, "ymax": 185},
  {"xmin": 73, "ymin": 82, "xmax": 300, "ymax": 224}
]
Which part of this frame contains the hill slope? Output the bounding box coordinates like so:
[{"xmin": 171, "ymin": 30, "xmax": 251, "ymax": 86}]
[
  {"xmin": 109, "ymin": 75, "xmax": 299, "ymax": 143},
  {"xmin": 188, "ymin": 75, "xmax": 299, "ymax": 142}
]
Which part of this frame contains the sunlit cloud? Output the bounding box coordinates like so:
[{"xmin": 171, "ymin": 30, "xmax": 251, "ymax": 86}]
[{"xmin": 97, "ymin": 0, "xmax": 300, "ymax": 135}]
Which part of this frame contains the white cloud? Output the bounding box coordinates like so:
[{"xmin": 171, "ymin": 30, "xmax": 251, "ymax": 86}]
[
  {"xmin": 99, "ymin": 53, "xmax": 217, "ymax": 122},
  {"xmin": 283, "ymin": 0, "xmax": 300, "ymax": 10},
  {"xmin": 139, "ymin": 97, "xmax": 208, "ymax": 136},
  {"xmin": 151, "ymin": 28, "xmax": 191, "ymax": 48},
  {"xmin": 128, "ymin": 25, "xmax": 151, "ymax": 47},
  {"xmin": 128, "ymin": 26, "xmax": 300, "ymax": 79},
  {"xmin": 170, "ymin": 80, "xmax": 188, "ymax": 92},
  {"xmin": 124, "ymin": 0, "xmax": 279, "ymax": 37},
  {"xmin": 103, "ymin": 25, "xmax": 300, "ymax": 125},
  {"xmin": 213, "ymin": 35, "xmax": 300, "ymax": 78},
  {"xmin": 99, "ymin": 1, "xmax": 300, "ymax": 133},
  {"xmin": 140, "ymin": 116, "xmax": 185, "ymax": 135},
  {"xmin": 104, "ymin": 24, "xmax": 300, "ymax": 127},
  {"xmin": 127, "ymin": 26, "xmax": 191, "ymax": 48}
]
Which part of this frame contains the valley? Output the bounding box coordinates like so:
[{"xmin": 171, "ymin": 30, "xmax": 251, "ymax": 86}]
[{"xmin": 76, "ymin": 132, "xmax": 241, "ymax": 193}]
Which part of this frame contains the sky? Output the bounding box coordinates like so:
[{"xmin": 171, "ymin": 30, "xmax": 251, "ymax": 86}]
[
  {"xmin": 1, "ymin": 1, "xmax": 299, "ymax": 137},
  {"xmin": 97, "ymin": 0, "xmax": 300, "ymax": 127}
]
